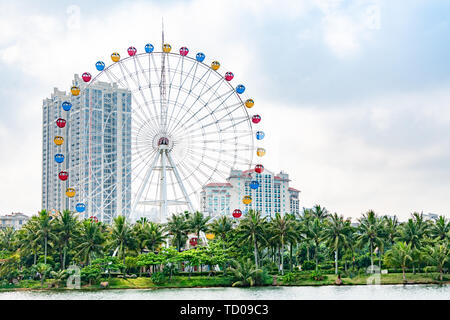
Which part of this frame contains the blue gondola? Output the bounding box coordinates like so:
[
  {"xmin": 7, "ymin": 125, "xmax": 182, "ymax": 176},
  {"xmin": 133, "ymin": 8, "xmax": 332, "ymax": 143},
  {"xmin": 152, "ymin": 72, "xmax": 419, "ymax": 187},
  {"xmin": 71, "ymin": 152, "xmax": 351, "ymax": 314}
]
[
  {"xmin": 256, "ymin": 131, "xmax": 265, "ymax": 140},
  {"xmin": 236, "ymin": 84, "xmax": 245, "ymax": 94},
  {"xmin": 250, "ymin": 181, "xmax": 259, "ymax": 189},
  {"xmin": 75, "ymin": 203, "xmax": 86, "ymax": 213},
  {"xmin": 95, "ymin": 61, "xmax": 105, "ymax": 71},
  {"xmin": 196, "ymin": 52, "xmax": 205, "ymax": 62},
  {"xmin": 145, "ymin": 43, "xmax": 154, "ymax": 53},
  {"xmin": 62, "ymin": 101, "xmax": 72, "ymax": 111},
  {"xmin": 54, "ymin": 154, "xmax": 64, "ymax": 163}
]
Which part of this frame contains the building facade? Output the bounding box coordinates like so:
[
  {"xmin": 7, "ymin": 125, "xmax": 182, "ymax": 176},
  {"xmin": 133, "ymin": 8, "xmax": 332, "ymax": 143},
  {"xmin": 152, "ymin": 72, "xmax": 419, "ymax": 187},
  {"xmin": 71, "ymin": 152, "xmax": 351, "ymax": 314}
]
[
  {"xmin": 42, "ymin": 75, "xmax": 131, "ymax": 224},
  {"xmin": 200, "ymin": 168, "xmax": 300, "ymax": 218},
  {"xmin": 0, "ymin": 213, "xmax": 30, "ymax": 230}
]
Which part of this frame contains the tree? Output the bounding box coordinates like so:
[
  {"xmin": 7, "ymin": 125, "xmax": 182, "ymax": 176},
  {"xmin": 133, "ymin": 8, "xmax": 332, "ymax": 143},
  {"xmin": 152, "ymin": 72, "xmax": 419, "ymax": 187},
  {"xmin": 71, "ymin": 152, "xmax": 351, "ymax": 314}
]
[
  {"xmin": 0, "ymin": 227, "xmax": 17, "ymax": 253},
  {"xmin": 307, "ymin": 218, "xmax": 323, "ymax": 271},
  {"xmin": 429, "ymin": 216, "xmax": 450, "ymax": 243},
  {"xmin": 188, "ymin": 211, "xmax": 211, "ymax": 245},
  {"xmin": 236, "ymin": 210, "xmax": 267, "ymax": 267},
  {"xmin": 18, "ymin": 218, "xmax": 40, "ymax": 265},
  {"xmin": 268, "ymin": 213, "xmax": 297, "ymax": 275},
  {"xmin": 397, "ymin": 213, "xmax": 430, "ymax": 273},
  {"xmin": 109, "ymin": 215, "xmax": 135, "ymax": 264},
  {"xmin": 310, "ymin": 205, "xmax": 329, "ymax": 220},
  {"xmin": 356, "ymin": 210, "xmax": 384, "ymax": 271},
  {"xmin": 322, "ymin": 213, "xmax": 352, "ymax": 274},
  {"xmin": 384, "ymin": 242, "xmax": 413, "ymax": 281},
  {"xmin": 228, "ymin": 258, "xmax": 263, "ymax": 287},
  {"xmin": 383, "ymin": 215, "xmax": 400, "ymax": 246},
  {"xmin": 144, "ymin": 222, "xmax": 166, "ymax": 252},
  {"xmin": 208, "ymin": 215, "xmax": 234, "ymax": 246},
  {"xmin": 54, "ymin": 209, "xmax": 80, "ymax": 269},
  {"xmin": 35, "ymin": 210, "xmax": 57, "ymax": 265},
  {"xmin": 34, "ymin": 263, "xmax": 52, "ymax": 287},
  {"xmin": 75, "ymin": 220, "xmax": 105, "ymax": 265},
  {"xmin": 421, "ymin": 243, "xmax": 449, "ymax": 281},
  {"xmin": 166, "ymin": 213, "xmax": 190, "ymax": 251}
]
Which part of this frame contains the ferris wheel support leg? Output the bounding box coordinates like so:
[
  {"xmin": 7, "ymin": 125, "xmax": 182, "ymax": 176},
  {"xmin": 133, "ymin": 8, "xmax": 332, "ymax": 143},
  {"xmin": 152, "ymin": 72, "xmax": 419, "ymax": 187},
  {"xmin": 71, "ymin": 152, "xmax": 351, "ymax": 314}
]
[
  {"xmin": 166, "ymin": 151, "xmax": 195, "ymax": 213},
  {"xmin": 160, "ymin": 150, "xmax": 169, "ymax": 224},
  {"xmin": 129, "ymin": 152, "xmax": 160, "ymax": 220}
]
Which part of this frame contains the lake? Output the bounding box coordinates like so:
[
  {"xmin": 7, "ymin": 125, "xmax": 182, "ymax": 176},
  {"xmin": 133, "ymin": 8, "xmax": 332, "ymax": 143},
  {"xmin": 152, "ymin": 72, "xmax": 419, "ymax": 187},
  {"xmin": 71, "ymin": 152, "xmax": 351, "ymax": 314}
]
[{"xmin": 0, "ymin": 284, "xmax": 448, "ymax": 300}]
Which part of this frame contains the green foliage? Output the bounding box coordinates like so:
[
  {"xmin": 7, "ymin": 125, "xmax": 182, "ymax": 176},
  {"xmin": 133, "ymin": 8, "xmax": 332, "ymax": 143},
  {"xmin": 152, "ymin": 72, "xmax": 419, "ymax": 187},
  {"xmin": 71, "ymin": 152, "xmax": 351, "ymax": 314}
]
[
  {"xmin": 310, "ymin": 269, "xmax": 327, "ymax": 281},
  {"xmin": 81, "ymin": 265, "xmax": 102, "ymax": 284},
  {"xmin": 150, "ymin": 271, "xmax": 166, "ymax": 285},
  {"xmin": 228, "ymin": 258, "xmax": 263, "ymax": 287}
]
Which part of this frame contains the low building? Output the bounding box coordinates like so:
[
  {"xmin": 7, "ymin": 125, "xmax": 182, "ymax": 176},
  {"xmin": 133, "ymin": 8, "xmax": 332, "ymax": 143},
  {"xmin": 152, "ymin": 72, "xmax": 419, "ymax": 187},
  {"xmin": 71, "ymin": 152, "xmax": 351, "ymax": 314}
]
[{"xmin": 0, "ymin": 213, "xmax": 30, "ymax": 230}]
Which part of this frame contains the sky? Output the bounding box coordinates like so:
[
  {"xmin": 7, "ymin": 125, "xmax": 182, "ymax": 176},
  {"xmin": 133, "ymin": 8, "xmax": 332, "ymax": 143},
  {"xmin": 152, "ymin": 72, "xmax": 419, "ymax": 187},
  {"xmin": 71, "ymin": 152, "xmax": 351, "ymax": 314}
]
[{"xmin": 0, "ymin": 0, "xmax": 450, "ymax": 220}]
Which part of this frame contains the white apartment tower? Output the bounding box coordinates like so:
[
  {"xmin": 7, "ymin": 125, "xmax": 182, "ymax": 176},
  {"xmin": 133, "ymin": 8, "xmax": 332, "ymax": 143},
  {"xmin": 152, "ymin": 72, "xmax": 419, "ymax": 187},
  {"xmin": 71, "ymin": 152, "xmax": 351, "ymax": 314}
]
[{"xmin": 42, "ymin": 75, "xmax": 132, "ymax": 224}]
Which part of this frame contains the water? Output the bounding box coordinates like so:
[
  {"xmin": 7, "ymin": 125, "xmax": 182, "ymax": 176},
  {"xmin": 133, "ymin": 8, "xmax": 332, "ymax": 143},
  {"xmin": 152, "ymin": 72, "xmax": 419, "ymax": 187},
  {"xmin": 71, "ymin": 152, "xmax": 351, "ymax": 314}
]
[{"xmin": 0, "ymin": 285, "xmax": 448, "ymax": 300}]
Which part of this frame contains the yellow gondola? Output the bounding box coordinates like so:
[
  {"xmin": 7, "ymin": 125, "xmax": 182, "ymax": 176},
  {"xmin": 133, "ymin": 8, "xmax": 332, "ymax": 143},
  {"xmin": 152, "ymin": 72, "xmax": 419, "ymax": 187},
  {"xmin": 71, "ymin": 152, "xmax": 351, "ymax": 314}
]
[
  {"xmin": 245, "ymin": 99, "xmax": 254, "ymax": 108},
  {"xmin": 243, "ymin": 195, "xmax": 252, "ymax": 205},
  {"xmin": 257, "ymin": 148, "xmax": 266, "ymax": 157},
  {"xmin": 54, "ymin": 136, "xmax": 64, "ymax": 146},
  {"xmin": 71, "ymin": 86, "xmax": 80, "ymax": 96},
  {"xmin": 66, "ymin": 188, "xmax": 76, "ymax": 198},
  {"xmin": 206, "ymin": 233, "xmax": 215, "ymax": 240},
  {"xmin": 211, "ymin": 61, "xmax": 220, "ymax": 70},
  {"xmin": 111, "ymin": 52, "xmax": 120, "ymax": 62},
  {"xmin": 163, "ymin": 44, "xmax": 172, "ymax": 53}
]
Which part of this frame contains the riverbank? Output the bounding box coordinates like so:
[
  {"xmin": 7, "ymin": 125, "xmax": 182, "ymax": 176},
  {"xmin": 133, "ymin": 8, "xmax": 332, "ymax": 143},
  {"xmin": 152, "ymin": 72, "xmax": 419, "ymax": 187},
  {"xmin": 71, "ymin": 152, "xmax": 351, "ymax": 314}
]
[{"xmin": 0, "ymin": 273, "xmax": 448, "ymax": 292}]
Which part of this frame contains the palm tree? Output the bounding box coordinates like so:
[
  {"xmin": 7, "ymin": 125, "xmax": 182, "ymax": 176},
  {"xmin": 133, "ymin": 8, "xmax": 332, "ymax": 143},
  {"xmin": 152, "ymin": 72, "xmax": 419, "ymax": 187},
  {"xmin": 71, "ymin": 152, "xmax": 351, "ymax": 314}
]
[
  {"xmin": 133, "ymin": 218, "xmax": 150, "ymax": 254},
  {"xmin": 383, "ymin": 215, "xmax": 400, "ymax": 246},
  {"xmin": 310, "ymin": 205, "xmax": 329, "ymax": 220},
  {"xmin": 421, "ymin": 243, "xmax": 449, "ymax": 281},
  {"xmin": 166, "ymin": 213, "xmax": 190, "ymax": 251},
  {"xmin": 188, "ymin": 211, "xmax": 211, "ymax": 245},
  {"xmin": 18, "ymin": 218, "xmax": 40, "ymax": 265},
  {"xmin": 322, "ymin": 213, "xmax": 352, "ymax": 274},
  {"xmin": 208, "ymin": 215, "xmax": 234, "ymax": 246},
  {"xmin": 228, "ymin": 258, "xmax": 263, "ymax": 287},
  {"xmin": 54, "ymin": 209, "xmax": 80, "ymax": 269},
  {"xmin": 236, "ymin": 210, "xmax": 267, "ymax": 267},
  {"xmin": 0, "ymin": 227, "xmax": 16, "ymax": 252},
  {"xmin": 356, "ymin": 210, "xmax": 384, "ymax": 271},
  {"xmin": 75, "ymin": 220, "xmax": 105, "ymax": 265},
  {"xmin": 396, "ymin": 212, "xmax": 430, "ymax": 273},
  {"xmin": 308, "ymin": 218, "xmax": 323, "ymax": 271},
  {"xmin": 384, "ymin": 242, "xmax": 413, "ymax": 281},
  {"xmin": 429, "ymin": 216, "xmax": 450, "ymax": 242},
  {"xmin": 35, "ymin": 210, "xmax": 57, "ymax": 265},
  {"xmin": 144, "ymin": 222, "xmax": 166, "ymax": 251},
  {"xmin": 109, "ymin": 215, "xmax": 135, "ymax": 264},
  {"xmin": 268, "ymin": 213, "xmax": 297, "ymax": 275}
]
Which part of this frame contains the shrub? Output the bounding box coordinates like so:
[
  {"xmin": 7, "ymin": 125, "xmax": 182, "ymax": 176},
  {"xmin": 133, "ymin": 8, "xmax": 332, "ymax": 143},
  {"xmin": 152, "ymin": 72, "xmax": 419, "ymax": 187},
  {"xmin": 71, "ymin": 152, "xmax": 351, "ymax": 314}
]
[
  {"xmin": 301, "ymin": 260, "xmax": 316, "ymax": 271},
  {"xmin": 151, "ymin": 272, "xmax": 166, "ymax": 285},
  {"xmin": 310, "ymin": 270, "xmax": 327, "ymax": 281}
]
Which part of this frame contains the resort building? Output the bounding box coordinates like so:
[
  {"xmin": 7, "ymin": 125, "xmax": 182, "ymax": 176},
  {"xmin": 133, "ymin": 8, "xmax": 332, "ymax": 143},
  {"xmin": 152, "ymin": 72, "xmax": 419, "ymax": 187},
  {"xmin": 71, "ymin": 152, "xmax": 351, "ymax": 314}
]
[
  {"xmin": 42, "ymin": 74, "xmax": 132, "ymax": 224},
  {"xmin": 0, "ymin": 213, "xmax": 30, "ymax": 230},
  {"xmin": 200, "ymin": 168, "xmax": 300, "ymax": 219}
]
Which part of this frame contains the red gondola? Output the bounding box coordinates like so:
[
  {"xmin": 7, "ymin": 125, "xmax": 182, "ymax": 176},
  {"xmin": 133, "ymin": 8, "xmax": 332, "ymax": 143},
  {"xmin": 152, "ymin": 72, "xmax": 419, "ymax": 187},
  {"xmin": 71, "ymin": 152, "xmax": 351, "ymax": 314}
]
[
  {"xmin": 252, "ymin": 115, "xmax": 261, "ymax": 124},
  {"xmin": 255, "ymin": 164, "xmax": 264, "ymax": 174},
  {"xmin": 232, "ymin": 209, "xmax": 242, "ymax": 218},
  {"xmin": 189, "ymin": 237, "xmax": 198, "ymax": 246},
  {"xmin": 89, "ymin": 216, "xmax": 98, "ymax": 223},
  {"xmin": 127, "ymin": 46, "xmax": 137, "ymax": 56},
  {"xmin": 82, "ymin": 72, "xmax": 91, "ymax": 82},
  {"xmin": 58, "ymin": 171, "xmax": 69, "ymax": 181},
  {"xmin": 179, "ymin": 47, "xmax": 189, "ymax": 56},
  {"xmin": 56, "ymin": 118, "xmax": 66, "ymax": 128},
  {"xmin": 225, "ymin": 72, "xmax": 234, "ymax": 81}
]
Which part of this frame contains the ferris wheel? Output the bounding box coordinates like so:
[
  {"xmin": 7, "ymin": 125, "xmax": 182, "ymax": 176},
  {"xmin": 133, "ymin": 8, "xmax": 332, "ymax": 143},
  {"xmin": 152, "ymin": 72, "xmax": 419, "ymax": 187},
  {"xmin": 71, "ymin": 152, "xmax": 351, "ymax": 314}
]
[{"xmin": 58, "ymin": 34, "xmax": 266, "ymax": 223}]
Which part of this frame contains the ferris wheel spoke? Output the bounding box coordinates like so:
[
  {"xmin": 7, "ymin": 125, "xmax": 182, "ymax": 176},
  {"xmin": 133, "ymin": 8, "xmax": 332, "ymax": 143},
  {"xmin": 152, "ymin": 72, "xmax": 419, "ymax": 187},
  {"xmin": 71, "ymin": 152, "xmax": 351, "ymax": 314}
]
[
  {"xmin": 138, "ymin": 54, "xmax": 162, "ymax": 130},
  {"xmin": 103, "ymin": 68, "xmax": 156, "ymax": 131},
  {"xmin": 168, "ymin": 76, "xmax": 225, "ymax": 136},
  {"xmin": 127, "ymin": 57, "xmax": 162, "ymax": 131}
]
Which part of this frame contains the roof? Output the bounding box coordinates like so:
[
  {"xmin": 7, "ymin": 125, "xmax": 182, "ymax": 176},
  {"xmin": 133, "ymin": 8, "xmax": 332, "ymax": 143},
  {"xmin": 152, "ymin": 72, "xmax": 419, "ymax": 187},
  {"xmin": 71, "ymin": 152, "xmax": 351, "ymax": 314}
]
[
  {"xmin": 288, "ymin": 187, "xmax": 300, "ymax": 192},
  {"xmin": 204, "ymin": 183, "xmax": 232, "ymax": 188}
]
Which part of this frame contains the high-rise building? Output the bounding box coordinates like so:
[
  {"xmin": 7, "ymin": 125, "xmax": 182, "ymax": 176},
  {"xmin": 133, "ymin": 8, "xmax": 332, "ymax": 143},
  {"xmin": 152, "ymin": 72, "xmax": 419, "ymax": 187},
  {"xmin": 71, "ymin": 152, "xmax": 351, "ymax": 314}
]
[
  {"xmin": 42, "ymin": 75, "xmax": 132, "ymax": 224},
  {"xmin": 200, "ymin": 168, "xmax": 300, "ymax": 218}
]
